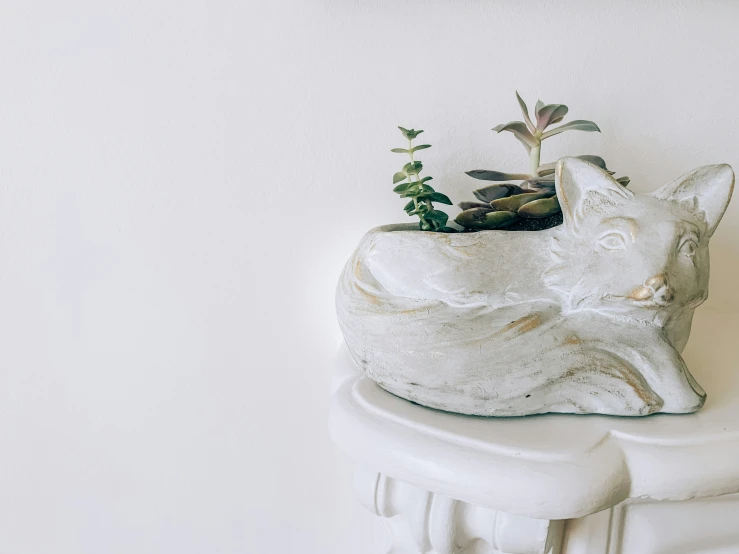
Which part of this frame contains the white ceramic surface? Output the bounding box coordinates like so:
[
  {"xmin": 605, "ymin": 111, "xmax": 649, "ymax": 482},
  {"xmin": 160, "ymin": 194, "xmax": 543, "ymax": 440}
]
[
  {"xmin": 336, "ymin": 158, "xmax": 734, "ymax": 416},
  {"xmin": 330, "ymin": 308, "xmax": 739, "ymax": 520},
  {"xmin": 331, "ymin": 309, "xmax": 739, "ymax": 552}
]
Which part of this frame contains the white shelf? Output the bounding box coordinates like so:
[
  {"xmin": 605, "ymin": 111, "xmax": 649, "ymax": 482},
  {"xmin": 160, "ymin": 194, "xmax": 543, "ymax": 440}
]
[{"xmin": 330, "ymin": 309, "xmax": 739, "ymax": 521}]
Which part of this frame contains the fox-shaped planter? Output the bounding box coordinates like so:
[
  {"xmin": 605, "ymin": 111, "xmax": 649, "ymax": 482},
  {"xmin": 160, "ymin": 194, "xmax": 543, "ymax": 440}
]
[{"xmin": 336, "ymin": 158, "xmax": 735, "ymax": 416}]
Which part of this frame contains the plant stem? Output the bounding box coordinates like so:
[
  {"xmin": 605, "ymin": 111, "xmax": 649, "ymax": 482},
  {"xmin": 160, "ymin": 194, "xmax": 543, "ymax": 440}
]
[
  {"xmin": 408, "ymin": 139, "xmax": 420, "ymax": 210},
  {"xmin": 406, "ymin": 138, "xmax": 432, "ymax": 228},
  {"xmin": 529, "ymin": 143, "xmax": 541, "ymax": 176}
]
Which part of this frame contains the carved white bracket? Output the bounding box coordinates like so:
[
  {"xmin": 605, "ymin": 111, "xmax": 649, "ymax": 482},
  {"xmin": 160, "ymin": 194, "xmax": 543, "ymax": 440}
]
[
  {"xmin": 564, "ymin": 493, "xmax": 739, "ymax": 554},
  {"xmin": 353, "ymin": 467, "xmax": 564, "ymax": 554}
]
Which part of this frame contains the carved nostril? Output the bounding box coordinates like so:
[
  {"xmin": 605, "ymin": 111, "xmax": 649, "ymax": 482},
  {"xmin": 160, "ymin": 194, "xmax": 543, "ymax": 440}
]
[
  {"xmin": 646, "ymin": 274, "xmax": 675, "ymax": 304},
  {"xmin": 630, "ymin": 274, "xmax": 675, "ymax": 304},
  {"xmin": 654, "ymin": 283, "xmax": 674, "ymax": 299}
]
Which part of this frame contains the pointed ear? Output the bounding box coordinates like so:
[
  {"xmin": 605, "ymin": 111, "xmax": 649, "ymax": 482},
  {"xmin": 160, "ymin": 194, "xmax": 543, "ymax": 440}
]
[
  {"xmin": 651, "ymin": 164, "xmax": 734, "ymax": 238},
  {"xmin": 555, "ymin": 157, "xmax": 634, "ymax": 232}
]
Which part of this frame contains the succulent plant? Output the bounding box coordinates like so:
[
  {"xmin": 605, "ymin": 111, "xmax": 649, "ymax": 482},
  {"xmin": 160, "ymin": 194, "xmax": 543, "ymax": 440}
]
[
  {"xmin": 455, "ymin": 92, "xmax": 630, "ymax": 231},
  {"xmin": 392, "ymin": 127, "xmax": 455, "ymax": 232}
]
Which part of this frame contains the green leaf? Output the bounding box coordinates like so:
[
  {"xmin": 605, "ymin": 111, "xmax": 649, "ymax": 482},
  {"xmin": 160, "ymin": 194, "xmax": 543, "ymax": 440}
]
[
  {"xmin": 391, "ymin": 148, "xmax": 409, "ymax": 153},
  {"xmin": 403, "ymin": 199, "xmax": 415, "ymax": 212},
  {"xmin": 403, "ymin": 161, "xmax": 423, "ymax": 175},
  {"xmin": 393, "ymin": 172, "xmax": 407, "ymax": 184},
  {"xmin": 454, "ymin": 207, "xmax": 492, "ymax": 227},
  {"xmin": 411, "ymin": 144, "xmax": 431, "ymax": 153},
  {"xmin": 514, "ymin": 134, "xmax": 532, "ymax": 154},
  {"xmin": 536, "ymin": 104, "xmax": 569, "ymax": 132},
  {"xmin": 527, "ymin": 175, "xmax": 556, "ymax": 184},
  {"xmin": 575, "ymin": 155, "xmax": 608, "ymax": 169},
  {"xmin": 493, "ymin": 121, "xmax": 539, "ymax": 149},
  {"xmin": 424, "ymin": 210, "xmax": 449, "ymax": 225},
  {"xmin": 515, "ymin": 91, "xmax": 536, "ymax": 133},
  {"xmin": 535, "ymin": 99, "xmax": 545, "ymax": 114},
  {"xmin": 537, "ymin": 156, "xmax": 606, "ymax": 176},
  {"xmin": 536, "ymin": 154, "xmax": 613, "ymax": 177},
  {"xmin": 518, "ymin": 196, "xmax": 561, "ymax": 218},
  {"xmin": 541, "ymin": 120, "xmax": 601, "ymax": 139},
  {"xmin": 455, "ymin": 209, "xmax": 518, "ymax": 230},
  {"xmin": 398, "ymin": 127, "xmax": 423, "ymax": 140},
  {"xmin": 491, "ymin": 191, "xmax": 555, "ymax": 212},
  {"xmin": 616, "ymin": 176, "xmax": 631, "ymax": 187},
  {"xmin": 419, "ymin": 176, "xmax": 433, "ymax": 183},
  {"xmin": 398, "ymin": 183, "xmax": 435, "ymax": 198},
  {"xmin": 427, "ymin": 192, "xmax": 453, "ymax": 205},
  {"xmin": 466, "ymin": 170, "xmax": 532, "ymax": 181},
  {"xmin": 473, "ymin": 184, "xmax": 523, "ymax": 202},
  {"xmin": 458, "ymin": 201, "xmax": 491, "ymax": 210},
  {"xmin": 536, "ymin": 162, "xmax": 556, "ymax": 176},
  {"xmin": 521, "ymin": 178, "xmax": 555, "ymax": 191},
  {"xmin": 393, "ymin": 182, "xmax": 413, "ymax": 193},
  {"xmin": 481, "ymin": 211, "xmax": 519, "ymax": 229}
]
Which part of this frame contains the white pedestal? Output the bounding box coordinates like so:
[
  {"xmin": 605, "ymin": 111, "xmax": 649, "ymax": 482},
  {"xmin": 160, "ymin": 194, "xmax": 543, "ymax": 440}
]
[{"xmin": 330, "ymin": 311, "xmax": 739, "ymax": 553}]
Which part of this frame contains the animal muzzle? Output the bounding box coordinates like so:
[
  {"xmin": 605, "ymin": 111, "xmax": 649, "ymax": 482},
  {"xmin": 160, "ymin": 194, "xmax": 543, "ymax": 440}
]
[{"xmin": 630, "ymin": 273, "xmax": 675, "ymax": 306}]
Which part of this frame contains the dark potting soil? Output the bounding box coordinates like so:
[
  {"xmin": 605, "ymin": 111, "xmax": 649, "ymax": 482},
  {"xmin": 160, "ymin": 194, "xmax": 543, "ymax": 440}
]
[
  {"xmin": 505, "ymin": 211, "xmax": 563, "ymax": 231},
  {"xmin": 457, "ymin": 211, "xmax": 563, "ymax": 232}
]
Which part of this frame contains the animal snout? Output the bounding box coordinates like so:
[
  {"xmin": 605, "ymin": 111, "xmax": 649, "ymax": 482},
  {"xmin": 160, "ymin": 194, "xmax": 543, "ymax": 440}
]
[{"xmin": 631, "ymin": 273, "xmax": 675, "ymax": 305}]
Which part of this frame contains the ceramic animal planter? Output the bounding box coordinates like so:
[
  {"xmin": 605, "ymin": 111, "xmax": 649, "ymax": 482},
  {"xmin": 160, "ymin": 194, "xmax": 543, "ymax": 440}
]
[{"xmin": 336, "ymin": 158, "xmax": 734, "ymax": 416}]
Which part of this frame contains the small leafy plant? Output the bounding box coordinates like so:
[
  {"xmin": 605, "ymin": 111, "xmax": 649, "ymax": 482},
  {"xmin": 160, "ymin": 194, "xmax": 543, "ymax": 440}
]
[
  {"xmin": 392, "ymin": 127, "xmax": 455, "ymax": 232},
  {"xmin": 455, "ymin": 92, "xmax": 630, "ymax": 231}
]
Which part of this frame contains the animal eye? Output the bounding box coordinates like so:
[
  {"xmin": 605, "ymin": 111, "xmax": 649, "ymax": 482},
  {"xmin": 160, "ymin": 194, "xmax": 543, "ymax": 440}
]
[
  {"xmin": 598, "ymin": 233, "xmax": 627, "ymax": 250},
  {"xmin": 680, "ymin": 239, "xmax": 698, "ymax": 257}
]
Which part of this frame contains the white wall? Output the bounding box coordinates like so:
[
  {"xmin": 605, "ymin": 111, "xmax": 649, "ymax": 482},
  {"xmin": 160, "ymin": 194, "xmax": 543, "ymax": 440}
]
[{"xmin": 1, "ymin": 1, "xmax": 738, "ymax": 552}]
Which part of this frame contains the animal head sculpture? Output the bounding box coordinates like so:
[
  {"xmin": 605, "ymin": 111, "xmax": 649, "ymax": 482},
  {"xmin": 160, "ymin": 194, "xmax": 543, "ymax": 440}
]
[{"xmin": 544, "ymin": 158, "xmax": 735, "ymax": 323}]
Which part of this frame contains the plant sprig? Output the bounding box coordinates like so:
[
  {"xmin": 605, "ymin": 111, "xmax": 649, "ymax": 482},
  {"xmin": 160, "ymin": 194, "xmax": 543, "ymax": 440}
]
[
  {"xmin": 392, "ymin": 127, "xmax": 454, "ymax": 232},
  {"xmin": 496, "ymin": 91, "xmax": 601, "ymax": 175},
  {"xmin": 455, "ymin": 92, "xmax": 630, "ymax": 231}
]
